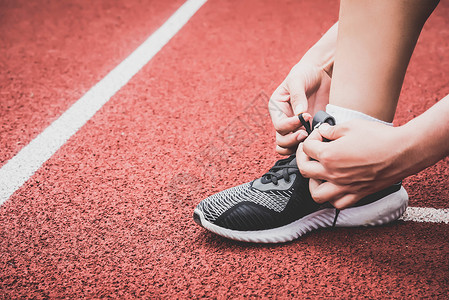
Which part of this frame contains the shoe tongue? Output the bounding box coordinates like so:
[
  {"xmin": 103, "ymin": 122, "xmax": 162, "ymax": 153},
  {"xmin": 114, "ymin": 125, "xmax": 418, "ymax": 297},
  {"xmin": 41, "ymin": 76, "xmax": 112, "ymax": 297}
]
[
  {"xmin": 260, "ymin": 155, "xmax": 298, "ymax": 184},
  {"xmin": 271, "ymin": 156, "xmax": 297, "ymax": 175},
  {"xmin": 288, "ymin": 157, "xmax": 297, "ymax": 166}
]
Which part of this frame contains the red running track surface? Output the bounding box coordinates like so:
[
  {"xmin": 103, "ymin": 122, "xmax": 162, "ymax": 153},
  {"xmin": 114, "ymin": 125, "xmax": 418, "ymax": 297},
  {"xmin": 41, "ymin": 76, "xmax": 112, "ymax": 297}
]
[
  {"xmin": 0, "ymin": 0, "xmax": 185, "ymax": 166},
  {"xmin": 1, "ymin": 0, "xmax": 448, "ymax": 298}
]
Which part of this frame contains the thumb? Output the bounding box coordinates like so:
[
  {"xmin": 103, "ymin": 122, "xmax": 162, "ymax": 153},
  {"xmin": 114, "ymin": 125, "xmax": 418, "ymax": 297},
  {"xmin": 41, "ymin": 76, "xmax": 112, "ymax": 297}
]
[
  {"xmin": 286, "ymin": 79, "xmax": 309, "ymax": 115},
  {"xmin": 318, "ymin": 123, "xmax": 346, "ymax": 141}
]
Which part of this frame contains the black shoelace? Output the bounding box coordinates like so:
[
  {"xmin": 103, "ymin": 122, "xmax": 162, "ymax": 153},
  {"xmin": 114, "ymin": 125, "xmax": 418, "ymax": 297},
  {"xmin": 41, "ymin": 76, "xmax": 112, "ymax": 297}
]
[
  {"xmin": 260, "ymin": 113, "xmax": 313, "ymax": 185},
  {"xmin": 262, "ymin": 112, "xmax": 341, "ymax": 225},
  {"xmin": 260, "ymin": 155, "xmax": 298, "ymax": 185}
]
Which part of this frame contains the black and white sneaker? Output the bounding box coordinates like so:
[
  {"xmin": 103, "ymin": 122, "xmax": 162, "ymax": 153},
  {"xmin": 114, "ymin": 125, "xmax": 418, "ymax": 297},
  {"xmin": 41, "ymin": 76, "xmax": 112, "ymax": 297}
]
[{"xmin": 193, "ymin": 111, "xmax": 409, "ymax": 243}]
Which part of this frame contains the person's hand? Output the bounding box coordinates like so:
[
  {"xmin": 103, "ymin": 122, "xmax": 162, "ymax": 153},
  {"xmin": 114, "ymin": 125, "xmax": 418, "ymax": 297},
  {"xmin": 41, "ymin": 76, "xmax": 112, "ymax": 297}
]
[
  {"xmin": 269, "ymin": 62, "xmax": 331, "ymax": 155},
  {"xmin": 268, "ymin": 22, "xmax": 337, "ymax": 155},
  {"xmin": 296, "ymin": 119, "xmax": 413, "ymax": 209}
]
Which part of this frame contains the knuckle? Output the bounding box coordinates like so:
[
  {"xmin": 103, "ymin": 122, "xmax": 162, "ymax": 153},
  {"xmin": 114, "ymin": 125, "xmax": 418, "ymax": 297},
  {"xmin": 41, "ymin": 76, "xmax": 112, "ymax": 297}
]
[
  {"xmin": 332, "ymin": 172, "xmax": 353, "ymax": 185},
  {"xmin": 277, "ymin": 137, "xmax": 293, "ymax": 149},
  {"xmin": 309, "ymin": 189, "xmax": 320, "ymax": 201},
  {"xmin": 273, "ymin": 123, "xmax": 282, "ymax": 133},
  {"xmin": 276, "ymin": 146, "xmax": 292, "ymax": 156},
  {"xmin": 277, "ymin": 141, "xmax": 288, "ymax": 148},
  {"xmin": 302, "ymin": 140, "xmax": 313, "ymax": 153},
  {"xmin": 299, "ymin": 168, "xmax": 308, "ymax": 178},
  {"xmin": 327, "ymin": 172, "xmax": 339, "ymax": 182},
  {"xmin": 275, "ymin": 135, "xmax": 282, "ymax": 144},
  {"xmin": 275, "ymin": 147, "xmax": 284, "ymax": 155}
]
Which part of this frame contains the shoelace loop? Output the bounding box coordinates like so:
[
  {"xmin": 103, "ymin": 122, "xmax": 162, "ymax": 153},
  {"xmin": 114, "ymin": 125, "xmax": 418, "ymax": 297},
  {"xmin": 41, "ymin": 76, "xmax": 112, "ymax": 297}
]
[
  {"xmin": 260, "ymin": 155, "xmax": 298, "ymax": 185},
  {"xmin": 261, "ymin": 112, "xmax": 335, "ymax": 185}
]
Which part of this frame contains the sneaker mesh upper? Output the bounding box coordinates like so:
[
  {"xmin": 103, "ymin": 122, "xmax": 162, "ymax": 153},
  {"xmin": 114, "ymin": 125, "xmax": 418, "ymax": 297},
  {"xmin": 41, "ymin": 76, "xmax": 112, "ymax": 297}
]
[{"xmin": 197, "ymin": 182, "xmax": 293, "ymax": 222}]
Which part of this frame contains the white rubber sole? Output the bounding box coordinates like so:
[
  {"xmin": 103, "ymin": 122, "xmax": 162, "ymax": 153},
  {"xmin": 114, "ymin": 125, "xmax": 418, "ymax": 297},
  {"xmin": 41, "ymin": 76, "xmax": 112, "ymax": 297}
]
[{"xmin": 194, "ymin": 186, "xmax": 409, "ymax": 243}]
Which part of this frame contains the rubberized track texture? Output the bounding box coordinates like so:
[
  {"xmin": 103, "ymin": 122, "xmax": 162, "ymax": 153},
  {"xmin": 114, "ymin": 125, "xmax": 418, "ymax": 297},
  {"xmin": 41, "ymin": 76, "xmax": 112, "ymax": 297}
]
[{"xmin": 1, "ymin": 0, "xmax": 448, "ymax": 298}]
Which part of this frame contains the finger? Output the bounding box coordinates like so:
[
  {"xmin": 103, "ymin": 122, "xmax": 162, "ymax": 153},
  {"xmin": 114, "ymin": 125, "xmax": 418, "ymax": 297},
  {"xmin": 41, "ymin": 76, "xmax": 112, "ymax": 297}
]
[
  {"xmin": 309, "ymin": 178, "xmax": 324, "ymax": 202},
  {"xmin": 272, "ymin": 115, "xmax": 303, "ymax": 136},
  {"xmin": 268, "ymin": 94, "xmax": 293, "ymax": 119},
  {"xmin": 296, "ymin": 144, "xmax": 329, "ymax": 180},
  {"xmin": 330, "ymin": 193, "xmax": 361, "ymax": 210},
  {"xmin": 318, "ymin": 123, "xmax": 347, "ymax": 141},
  {"xmin": 296, "ymin": 143, "xmax": 310, "ymax": 168},
  {"xmin": 309, "ymin": 177, "xmax": 321, "ymax": 191},
  {"xmin": 276, "ymin": 145, "xmax": 296, "ymax": 156},
  {"xmin": 309, "ymin": 180, "xmax": 347, "ymax": 204},
  {"xmin": 269, "ymin": 85, "xmax": 298, "ymax": 133},
  {"xmin": 302, "ymin": 134, "xmax": 327, "ymax": 161},
  {"xmin": 305, "ymin": 127, "xmax": 324, "ymax": 142},
  {"xmin": 285, "ymin": 76, "xmax": 309, "ymax": 115},
  {"xmin": 276, "ymin": 130, "xmax": 308, "ymax": 148},
  {"xmin": 296, "ymin": 130, "xmax": 309, "ymax": 142}
]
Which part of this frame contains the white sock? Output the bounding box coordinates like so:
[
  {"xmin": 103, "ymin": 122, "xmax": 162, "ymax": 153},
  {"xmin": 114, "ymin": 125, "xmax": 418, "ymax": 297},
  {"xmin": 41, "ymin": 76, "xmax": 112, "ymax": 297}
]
[{"xmin": 326, "ymin": 104, "xmax": 393, "ymax": 126}]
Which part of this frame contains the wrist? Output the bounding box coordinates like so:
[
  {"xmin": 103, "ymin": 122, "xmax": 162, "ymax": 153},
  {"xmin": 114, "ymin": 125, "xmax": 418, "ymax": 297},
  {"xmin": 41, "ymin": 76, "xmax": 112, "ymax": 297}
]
[
  {"xmin": 396, "ymin": 121, "xmax": 436, "ymax": 178},
  {"xmin": 303, "ymin": 46, "xmax": 334, "ymax": 76},
  {"xmin": 301, "ymin": 22, "xmax": 337, "ymax": 76}
]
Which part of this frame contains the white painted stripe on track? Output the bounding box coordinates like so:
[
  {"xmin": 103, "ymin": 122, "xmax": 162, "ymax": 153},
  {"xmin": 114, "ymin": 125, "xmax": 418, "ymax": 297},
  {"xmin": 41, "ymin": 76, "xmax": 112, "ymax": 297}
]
[
  {"xmin": 400, "ymin": 207, "xmax": 449, "ymax": 224},
  {"xmin": 0, "ymin": 0, "xmax": 208, "ymax": 206}
]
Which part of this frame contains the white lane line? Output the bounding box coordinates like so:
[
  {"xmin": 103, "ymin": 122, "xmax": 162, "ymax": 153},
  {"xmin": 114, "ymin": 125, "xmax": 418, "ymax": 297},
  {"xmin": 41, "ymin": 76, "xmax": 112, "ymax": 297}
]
[
  {"xmin": 0, "ymin": 0, "xmax": 208, "ymax": 206},
  {"xmin": 400, "ymin": 207, "xmax": 449, "ymax": 224}
]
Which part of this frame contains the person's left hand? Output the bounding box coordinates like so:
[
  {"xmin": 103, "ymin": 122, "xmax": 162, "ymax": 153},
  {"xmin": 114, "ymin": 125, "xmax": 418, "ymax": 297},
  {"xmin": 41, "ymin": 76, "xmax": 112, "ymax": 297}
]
[
  {"xmin": 296, "ymin": 119, "xmax": 413, "ymax": 209},
  {"xmin": 269, "ymin": 62, "xmax": 331, "ymax": 156}
]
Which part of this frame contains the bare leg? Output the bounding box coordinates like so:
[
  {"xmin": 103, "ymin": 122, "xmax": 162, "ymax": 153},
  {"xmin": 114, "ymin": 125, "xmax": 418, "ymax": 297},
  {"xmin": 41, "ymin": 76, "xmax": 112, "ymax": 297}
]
[{"xmin": 330, "ymin": 0, "xmax": 439, "ymax": 122}]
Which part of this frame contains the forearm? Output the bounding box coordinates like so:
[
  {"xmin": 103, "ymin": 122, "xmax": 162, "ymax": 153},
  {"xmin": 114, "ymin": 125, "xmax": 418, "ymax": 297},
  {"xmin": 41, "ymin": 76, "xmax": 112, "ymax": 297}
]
[
  {"xmin": 399, "ymin": 95, "xmax": 449, "ymax": 177},
  {"xmin": 301, "ymin": 22, "xmax": 337, "ymax": 74}
]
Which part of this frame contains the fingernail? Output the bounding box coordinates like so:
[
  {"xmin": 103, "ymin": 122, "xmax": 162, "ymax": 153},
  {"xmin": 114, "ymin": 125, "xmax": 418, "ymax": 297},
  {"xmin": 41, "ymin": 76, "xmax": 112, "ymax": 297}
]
[{"xmin": 303, "ymin": 113, "xmax": 312, "ymax": 121}]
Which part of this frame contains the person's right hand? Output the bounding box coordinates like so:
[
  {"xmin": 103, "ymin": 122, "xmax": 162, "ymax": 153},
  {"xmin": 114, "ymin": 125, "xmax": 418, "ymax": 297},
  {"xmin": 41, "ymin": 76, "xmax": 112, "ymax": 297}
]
[{"xmin": 269, "ymin": 62, "xmax": 332, "ymax": 155}]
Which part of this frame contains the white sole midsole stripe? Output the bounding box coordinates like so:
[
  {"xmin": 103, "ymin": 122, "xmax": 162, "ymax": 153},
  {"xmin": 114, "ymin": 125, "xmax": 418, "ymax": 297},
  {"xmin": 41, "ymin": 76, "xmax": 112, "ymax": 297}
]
[{"xmin": 0, "ymin": 0, "xmax": 208, "ymax": 206}]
